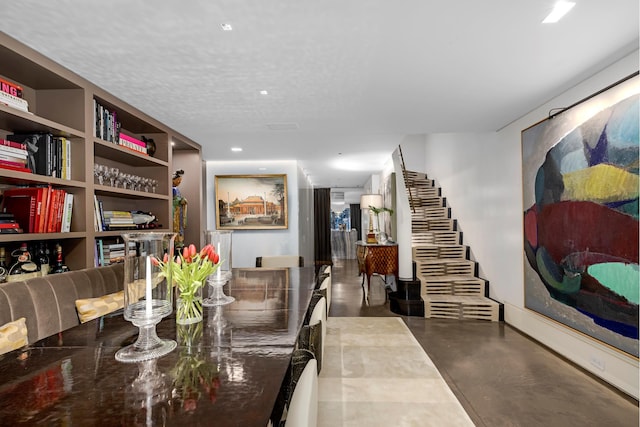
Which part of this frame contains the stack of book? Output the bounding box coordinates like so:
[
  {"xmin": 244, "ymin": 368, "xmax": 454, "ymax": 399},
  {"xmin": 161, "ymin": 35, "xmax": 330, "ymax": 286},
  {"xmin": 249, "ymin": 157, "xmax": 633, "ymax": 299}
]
[
  {"xmin": 93, "ymin": 99, "xmax": 121, "ymax": 143},
  {"xmin": 0, "ymin": 212, "xmax": 23, "ymax": 234},
  {"xmin": 0, "ymin": 138, "xmax": 30, "ymax": 173},
  {"xmin": 0, "ymin": 78, "xmax": 28, "ymax": 113},
  {"xmin": 5, "ymin": 133, "xmax": 71, "ymax": 179},
  {"xmin": 118, "ymin": 133, "xmax": 148, "ymax": 155},
  {"xmin": 2, "ymin": 186, "xmax": 73, "ymax": 233},
  {"xmin": 95, "ymin": 240, "xmax": 137, "ymax": 266}
]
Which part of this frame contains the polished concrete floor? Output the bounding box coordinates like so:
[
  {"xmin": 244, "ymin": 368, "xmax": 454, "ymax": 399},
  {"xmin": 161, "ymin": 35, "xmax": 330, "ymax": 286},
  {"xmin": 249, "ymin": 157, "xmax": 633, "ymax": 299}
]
[{"xmin": 328, "ymin": 258, "xmax": 639, "ymax": 427}]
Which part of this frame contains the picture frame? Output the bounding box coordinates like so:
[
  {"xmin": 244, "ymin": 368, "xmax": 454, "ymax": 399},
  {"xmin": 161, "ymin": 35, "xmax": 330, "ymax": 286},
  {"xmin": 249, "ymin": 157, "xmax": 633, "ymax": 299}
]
[
  {"xmin": 215, "ymin": 174, "xmax": 288, "ymax": 230},
  {"xmin": 521, "ymin": 73, "xmax": 639, "ymax": 357}
]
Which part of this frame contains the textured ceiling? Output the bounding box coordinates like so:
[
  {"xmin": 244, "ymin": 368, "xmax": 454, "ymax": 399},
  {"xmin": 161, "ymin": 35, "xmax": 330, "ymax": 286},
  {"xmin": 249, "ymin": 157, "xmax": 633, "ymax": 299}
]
[{"xmin": 1, "ymin": 0, "xmax": 638, "ymax": 188}]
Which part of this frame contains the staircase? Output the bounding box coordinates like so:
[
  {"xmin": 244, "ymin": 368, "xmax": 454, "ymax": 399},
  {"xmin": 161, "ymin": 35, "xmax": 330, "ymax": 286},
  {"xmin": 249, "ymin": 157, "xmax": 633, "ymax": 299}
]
[{"xmin": 404, "ymin": 170, "xmax": 503, "ymax": 321}]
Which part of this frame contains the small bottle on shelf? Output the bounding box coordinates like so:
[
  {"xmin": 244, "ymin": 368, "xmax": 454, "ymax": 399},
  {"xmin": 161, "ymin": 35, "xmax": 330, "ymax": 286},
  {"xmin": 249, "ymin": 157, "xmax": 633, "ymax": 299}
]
[
  {"xmin": 0, "ymin": 247, "xmax": 8, "ymax": 283},
  {"xmin": 8, "ymin": 243, "xmax": 39, "ymax": 281},
  {"xmin": 51, "ymin": 243, "xmax": 70, "ymax": 274},
  {"xmin": 34, "ymin": 241, "xmax": 50, "ymax": 276}
]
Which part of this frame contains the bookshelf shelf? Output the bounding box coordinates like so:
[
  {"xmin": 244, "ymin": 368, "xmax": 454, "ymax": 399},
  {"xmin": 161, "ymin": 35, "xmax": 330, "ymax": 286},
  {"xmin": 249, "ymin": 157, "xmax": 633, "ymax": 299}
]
[
  {"xmin": 0, "ymin": 33, "xmax": 202, "ymax": 270},
  {"xmin": 0, "ymin": 105, "xmax": 85, "ymax": 139},
  {"xmin": 95, "ymin": 229, "xmax": 171, "ymax": 238},
  {"xmin": 0, "ymin": 232, "xmax": 85, "ymax": 243},
  {"xmin": 94, "ymin": 139, "xmax": 168, "ymax": 167},
  {"xmin": 94, "ymin": 185, "xmax": 170, "ymax": 200}
]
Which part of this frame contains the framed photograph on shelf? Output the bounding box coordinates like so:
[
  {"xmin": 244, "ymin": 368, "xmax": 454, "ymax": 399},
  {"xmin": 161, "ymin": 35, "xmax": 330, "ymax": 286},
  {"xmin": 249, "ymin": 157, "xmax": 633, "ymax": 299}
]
[{"xmin": 215, "ymin": 174, "xmax": 288, "ymax": 230}]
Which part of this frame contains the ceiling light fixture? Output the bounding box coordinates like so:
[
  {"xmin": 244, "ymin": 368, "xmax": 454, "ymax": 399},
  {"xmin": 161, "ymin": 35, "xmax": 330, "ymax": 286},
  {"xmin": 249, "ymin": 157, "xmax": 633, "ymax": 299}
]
[
  {"xmin": 260, "ymin": 90, "xmax": 268, "ymax": 95},
  {"xmin": 231, "ymin": 147, "xmax": 242, "ymax": 152},
  {"xmin": 542, "ymin": 1, "xmax": 576, "ymax": 23},
  {"xmin": 220, "ymin": 23, "xmax": 233, "ymax": 31}
]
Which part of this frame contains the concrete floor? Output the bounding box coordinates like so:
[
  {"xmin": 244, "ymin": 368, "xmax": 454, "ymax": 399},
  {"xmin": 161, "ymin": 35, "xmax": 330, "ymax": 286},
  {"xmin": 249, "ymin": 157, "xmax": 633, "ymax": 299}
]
[{"xmin": 328, "ymin": 258, "xmax": 639, "ymax": 427}]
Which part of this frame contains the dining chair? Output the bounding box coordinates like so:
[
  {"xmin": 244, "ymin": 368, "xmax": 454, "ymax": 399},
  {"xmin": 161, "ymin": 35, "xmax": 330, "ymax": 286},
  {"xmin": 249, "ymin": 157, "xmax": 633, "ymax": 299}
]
[
  {"xmin": 284, "ymin": 349, "xmax": 318, "ymax": 427},
  {"xmin": 256, "ymin": 255, "xmax": 304, "ymax": 268},
  {"xmin": 299, "ymin": 294, "xmax": 326, "ymax": 373},
  {"xmin": 317, "ymin": 275, "xmax": 331, "ymax": 312}
]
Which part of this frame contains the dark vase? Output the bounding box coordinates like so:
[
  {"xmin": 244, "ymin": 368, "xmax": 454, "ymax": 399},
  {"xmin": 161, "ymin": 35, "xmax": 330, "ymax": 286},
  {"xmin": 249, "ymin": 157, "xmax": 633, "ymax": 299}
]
[{"xmin": 142, "ymin": 136, "xmax": 156, "ymax": 157}]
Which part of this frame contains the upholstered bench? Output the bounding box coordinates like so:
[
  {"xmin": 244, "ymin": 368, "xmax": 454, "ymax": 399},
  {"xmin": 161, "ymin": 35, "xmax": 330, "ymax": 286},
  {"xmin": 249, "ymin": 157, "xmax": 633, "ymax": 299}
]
[{"xmin": 0, "ymin": 263, "xmax": 124, "ymax": 345}]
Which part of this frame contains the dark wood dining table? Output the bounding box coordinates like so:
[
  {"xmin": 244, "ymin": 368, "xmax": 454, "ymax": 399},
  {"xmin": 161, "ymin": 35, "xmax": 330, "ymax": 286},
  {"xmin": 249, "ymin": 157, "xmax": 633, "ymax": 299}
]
[{"xmin": 0, "ymin": 267, "xmax": 316, "ymax": 426}]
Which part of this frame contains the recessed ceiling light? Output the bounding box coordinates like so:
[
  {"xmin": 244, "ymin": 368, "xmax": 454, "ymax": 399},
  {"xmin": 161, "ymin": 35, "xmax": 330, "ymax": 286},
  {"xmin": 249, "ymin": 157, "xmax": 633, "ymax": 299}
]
[
  {"xmin": 220, "ymin": 23, "xmax": 233, "ymax": 31},
  {"xmin": 231, "ymin": 147, "xmax": 242, "ymax": 152},
  {"xmin": 260, "ymin": 90, "xmax": 268, "ymax": 95},
  {"xmin": 258, "ymin": 167, "xmax": 267, "ymax": 171},
  {"xmin": 542, "ymin": 1, "xmax": 576, "ymax": 23}
]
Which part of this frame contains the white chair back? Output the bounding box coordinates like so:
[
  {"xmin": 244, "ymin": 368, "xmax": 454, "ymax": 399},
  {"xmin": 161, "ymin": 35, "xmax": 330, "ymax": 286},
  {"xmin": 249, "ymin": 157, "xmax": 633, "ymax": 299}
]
[
  {"xmin": 309, "ymin": 296, "xmax": 327, "ymax": 364},
  {"xmin": 259, "ymin": 255, "xmax": 303, "ymax": 268},
  {"xmin": 318, "ymin": 275, "xmax": 331, "ymax": 312},
  {"xmin": 285, "ymin": 358, "xmax": 318, "ymax": 427}
]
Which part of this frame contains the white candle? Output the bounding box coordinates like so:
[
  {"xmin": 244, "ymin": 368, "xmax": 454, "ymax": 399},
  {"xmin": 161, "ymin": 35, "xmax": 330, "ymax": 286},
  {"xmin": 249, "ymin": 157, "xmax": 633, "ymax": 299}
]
[
  {"xmin": 145, "ymin": 256, "xmax": 152, "ymax": 315},
  {"xmin": 216, "ymin": 242, "xmax": 222, "ymax": 279}
]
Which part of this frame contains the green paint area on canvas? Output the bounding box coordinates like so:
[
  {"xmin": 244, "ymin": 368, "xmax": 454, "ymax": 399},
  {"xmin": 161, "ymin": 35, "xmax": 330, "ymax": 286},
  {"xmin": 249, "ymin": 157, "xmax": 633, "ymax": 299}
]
[{"xmin": 588, "ymin": 262, "xmax": 640, "ymax": 304}]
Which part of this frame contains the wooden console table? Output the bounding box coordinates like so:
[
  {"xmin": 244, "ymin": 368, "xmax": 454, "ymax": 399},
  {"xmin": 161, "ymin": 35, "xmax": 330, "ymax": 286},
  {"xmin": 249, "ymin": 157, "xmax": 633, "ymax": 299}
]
[{"xmin": 356, "ymin": 241, "xmax": 399, "ymax": 293}]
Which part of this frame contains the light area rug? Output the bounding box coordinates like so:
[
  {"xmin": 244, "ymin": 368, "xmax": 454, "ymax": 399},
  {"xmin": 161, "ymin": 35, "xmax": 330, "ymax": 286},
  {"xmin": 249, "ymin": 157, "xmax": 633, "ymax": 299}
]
[{"xmin": 318, "ymin": 317, "xmax": 475, "ymax": 427}]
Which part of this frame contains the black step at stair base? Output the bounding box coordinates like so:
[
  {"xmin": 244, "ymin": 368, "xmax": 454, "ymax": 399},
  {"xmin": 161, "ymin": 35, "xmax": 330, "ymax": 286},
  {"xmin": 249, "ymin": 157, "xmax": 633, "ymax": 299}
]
[{"xmin": 389, "ymin": 278, "xmax": 424, "ymax": 317}]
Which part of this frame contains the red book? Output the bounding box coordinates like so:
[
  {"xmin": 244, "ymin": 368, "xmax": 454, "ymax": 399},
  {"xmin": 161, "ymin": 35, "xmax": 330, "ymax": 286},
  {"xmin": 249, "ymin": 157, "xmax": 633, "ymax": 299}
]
[
  {"xmin": 0, "ymin": 222, "xmax": 21, "ymax": 229},
  {"xmin": 0, "ymin": 78, "xmax": 23, "ymax": 98},
  {"xmin": 37, "ymin": 186, "xmax": 50, "ymax": 233},
  {"xmin": 0, "ymin": 139, "xmax": 27, "ymax": 150},
  {"xmin": 2, "ymin": 187, "xmax": 39, "ymax": 232},
  {"xmin": 47, "ymin": 189, "xmax": 65, "ymax": 233},
  {"xmin": 0, "ymin": 161, "xmax": 32, "ymax": 173},
  {"xmin": 119, "ymin": 133, "xmax": 146, "ymax": 148},
  {"xmin": 54, "ymin": 190, "xmax": 66, "ymax": 232}
]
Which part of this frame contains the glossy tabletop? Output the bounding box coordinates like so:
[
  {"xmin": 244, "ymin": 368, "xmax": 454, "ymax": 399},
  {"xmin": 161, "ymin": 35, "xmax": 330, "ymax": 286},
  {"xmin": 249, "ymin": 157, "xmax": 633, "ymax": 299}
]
[{"xmin": 0, "ymin": 267, "xmax": 316, "ymax": 426}]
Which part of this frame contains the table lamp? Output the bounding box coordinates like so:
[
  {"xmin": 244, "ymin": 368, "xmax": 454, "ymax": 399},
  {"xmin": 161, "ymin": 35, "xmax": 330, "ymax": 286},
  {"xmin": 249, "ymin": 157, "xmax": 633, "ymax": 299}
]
[{"xmin": 360, "ymin": 194, "xmax": 382, "ymax": 244}]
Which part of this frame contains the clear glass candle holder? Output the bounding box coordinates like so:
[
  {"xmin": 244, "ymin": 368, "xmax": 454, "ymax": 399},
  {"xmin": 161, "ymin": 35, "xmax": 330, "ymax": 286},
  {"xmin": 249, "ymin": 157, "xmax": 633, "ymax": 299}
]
[
  {"xmin": 116, "ymin": 232, "xmax": 177, "ymax": 363},
  {"xmin": 202, "ymin": 230, "xmax": 234, "ymax": 306}
]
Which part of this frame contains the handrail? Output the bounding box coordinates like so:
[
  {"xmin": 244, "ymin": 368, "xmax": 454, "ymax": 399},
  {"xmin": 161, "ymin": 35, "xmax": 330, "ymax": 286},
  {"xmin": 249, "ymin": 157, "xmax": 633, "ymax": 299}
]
[{"xmin": 398, "ymin": 145, "xmax": 416, "ymax": 213}]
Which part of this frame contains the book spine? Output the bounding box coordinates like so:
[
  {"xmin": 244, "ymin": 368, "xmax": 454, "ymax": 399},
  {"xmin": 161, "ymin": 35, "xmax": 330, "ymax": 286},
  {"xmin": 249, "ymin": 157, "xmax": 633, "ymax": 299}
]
[
  {"xmin": 0, "ymin": 160, "xmax": 32, "ymax": 173},
  {"xmin": 45, "ymin": 189, "xmax": 58, "ymax": 233},
  {"xmin": 0, "ymin": 90, "xmax": 28, "ymax": 111},
  {"xmin": 38, "ymin": 186, "xmax": 51, "ymax": 233},
  {"xmin": 0, "ymin": 78, "xmax": 23, "ymax": 98},
  {"xmin": 98, "ymin": 200, "xmax": 106, "ymax": 231},
  {"xmin": 0, "ymin": 156, "xmax": 27, "ymax": 166},
  {"xmin": 93, "ymin": 195, "xmax": 101, "ymax": 232},
  {"xmin": 0, "ymin": 139, "xmax": 27, "ymax": 150},
  {"xmin": 61, "ymin": 193, "xmax": 73, "ymax": 232},
  {"xmin": 0, "ymin": 144, "xmax": 28, "ymax": 157},
  {"xmin": 54, "ymin": 189, "xmax": 66, "ymax": 232},
  {"xmin": 65, "ymin": 138, "xmax": 71, "ymax": 180},
  {"xmin": 119, "ymin": 133, "xmax": 146, "ymax": 147}
]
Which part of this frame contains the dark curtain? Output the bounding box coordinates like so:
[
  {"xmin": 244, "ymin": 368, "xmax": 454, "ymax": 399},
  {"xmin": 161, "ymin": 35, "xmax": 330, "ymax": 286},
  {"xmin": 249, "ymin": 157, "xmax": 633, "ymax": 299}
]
[
  {"xmin": 350, "ymin": 203, "xmax": 361, "ymax": 237},
  {"xmin": 314, "ymin": 188, "xmax": 331, "ymax": 271}
]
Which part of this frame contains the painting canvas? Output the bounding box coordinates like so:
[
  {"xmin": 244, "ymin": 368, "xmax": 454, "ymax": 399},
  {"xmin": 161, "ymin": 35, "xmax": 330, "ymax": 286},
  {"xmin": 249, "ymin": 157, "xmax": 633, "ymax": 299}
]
[
  {"xmin": 382, "ymin": 172, "xmax": 396, "ymax": 240},
  {"xmin": 522, "ymin": 74, "xmax": 639, "ymax": 357},
  {"xmin": 215, "ymin": 174, "xmax": 288, "ymax": 230}
]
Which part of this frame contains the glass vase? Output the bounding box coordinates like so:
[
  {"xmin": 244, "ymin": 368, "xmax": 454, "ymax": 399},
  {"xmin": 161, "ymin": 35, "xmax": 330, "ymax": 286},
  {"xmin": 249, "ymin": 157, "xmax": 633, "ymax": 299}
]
[
  {"xmin": 203, "ymin": 230, "xmax": 234, "ymax": 306},
  {"xmin": 176, "ymin": 285, "xmax": 203, "ymax": 325},
  {"xmin": 116, "ymin": 232, "xmax": 177, "ymax": 363}
]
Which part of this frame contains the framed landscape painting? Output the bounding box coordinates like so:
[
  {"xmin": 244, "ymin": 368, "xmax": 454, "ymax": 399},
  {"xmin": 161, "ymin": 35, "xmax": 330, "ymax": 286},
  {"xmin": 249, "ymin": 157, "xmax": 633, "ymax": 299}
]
[
  {"xmin": 521, "ymin": 73, "xmax": 639, "ymax": 357},
  {"xmin": 215, "ymin": 174, "xmax": 288, "ymax": 230}
]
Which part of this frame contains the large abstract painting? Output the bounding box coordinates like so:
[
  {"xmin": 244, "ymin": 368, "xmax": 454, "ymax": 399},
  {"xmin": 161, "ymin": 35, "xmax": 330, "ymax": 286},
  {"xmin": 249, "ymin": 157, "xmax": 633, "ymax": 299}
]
[{"xmin": 522, "ymin": 74, "xmax": 639, "ymax": 357}]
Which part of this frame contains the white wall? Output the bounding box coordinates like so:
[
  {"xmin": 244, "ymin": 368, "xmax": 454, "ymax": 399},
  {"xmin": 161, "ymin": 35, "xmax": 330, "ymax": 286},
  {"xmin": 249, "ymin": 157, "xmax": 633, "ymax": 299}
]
[
  {"xmin": 205, "ymin": 160, "xmax": 303, "ymax": 268},
  {"xmin": 297, "ymin": 164, "xmax": 314, "ymax": 267},
  {"xmin": 423, "ymin": 51, "xmax": 639, "ymax": 398}
]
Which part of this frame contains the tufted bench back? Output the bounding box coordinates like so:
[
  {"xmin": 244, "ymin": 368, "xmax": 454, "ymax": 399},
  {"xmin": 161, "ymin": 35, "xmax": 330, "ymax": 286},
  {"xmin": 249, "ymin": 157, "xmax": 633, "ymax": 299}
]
[{"xmin": 0, "ymin": 263, "xmax": 124, "ymax": 344}]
